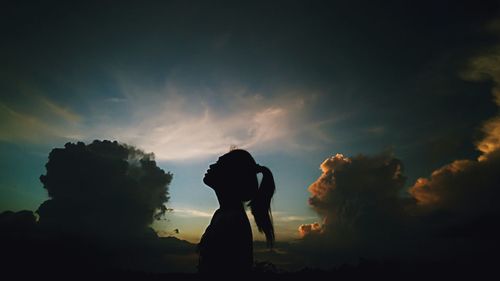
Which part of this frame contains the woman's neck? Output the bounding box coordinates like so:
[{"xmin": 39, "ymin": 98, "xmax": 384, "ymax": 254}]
[{"xmin": 215, "ymin": 190, "xmax": 243, "ymax": 211}]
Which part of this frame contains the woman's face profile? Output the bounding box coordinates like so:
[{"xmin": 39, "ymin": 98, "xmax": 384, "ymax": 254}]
[
  {"xmin": 203, "ymin": 150, "xmax": 257, "ymax": 195},
  {"xmin": 203, "ymin": 156, "xmax": 227, "ymax": 189}
]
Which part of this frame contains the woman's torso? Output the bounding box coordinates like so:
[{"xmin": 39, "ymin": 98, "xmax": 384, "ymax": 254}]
[{"xmin": 198, "ymin": 208, "xmax": 253, "ymax": 274}]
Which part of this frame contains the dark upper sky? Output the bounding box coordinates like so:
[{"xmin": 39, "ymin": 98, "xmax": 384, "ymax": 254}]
[
  {"xmin": 1, "ymin": 0, "xmax": 500, "ymax": 271},
  {"xmin": 2, "ymin": 1, "xmax": 498, "ymax": 166}
]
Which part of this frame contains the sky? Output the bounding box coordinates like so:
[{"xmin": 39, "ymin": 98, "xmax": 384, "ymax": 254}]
[{"xmin": 1, "ymin": 0, "xmax": 500, "ymax": 272}]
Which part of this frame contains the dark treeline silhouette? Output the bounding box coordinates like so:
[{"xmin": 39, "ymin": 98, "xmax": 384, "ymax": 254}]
[{"xmin": 1, "ymin": 214, "xmax": 498, "ymax": 280}]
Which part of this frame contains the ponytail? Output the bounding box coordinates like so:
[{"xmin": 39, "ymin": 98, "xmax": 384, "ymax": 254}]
[{"xmin": 249, "ymin": 165, "xmax": 275, "ymax": 248}]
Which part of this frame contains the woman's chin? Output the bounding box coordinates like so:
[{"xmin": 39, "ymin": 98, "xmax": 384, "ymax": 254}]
[
  {"xmin": 203, "ymin": 178, "xmax": 218, "ymax": 191},
  {"xmin": 202, "ymin": 176, "xmax": 210, "ymax": 186}
]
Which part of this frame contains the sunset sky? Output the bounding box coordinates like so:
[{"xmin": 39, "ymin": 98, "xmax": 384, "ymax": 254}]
[{"xmin": 1, "ymin": 0, "xmax": 499, "ymax": 263}]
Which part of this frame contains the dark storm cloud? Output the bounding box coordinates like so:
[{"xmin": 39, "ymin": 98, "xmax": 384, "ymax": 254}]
[
  {"xmin": 295, "ymin": 153, "xmax": 417, "ymax": 266},
  {"xmin": 3, "ymin": 0, "xmax": 497, "ymax": 93},
  {"xmin": 410, "ymin": 45, "xmax": 500, "ymax": 217},
  {"xmin": 409, "ymin": 152, "xmax": 500, "ymax": 215},
  {"xmin": 292, "ymin": 40, "xmax": 500, "ymax": 268},
  {"xmin": 294, "ymin": 149, "xmax": 500, "ymax": 268},
  {"xmin": 1, "ymin": 0, "xmax": 499, "ymax": 167},
  {"xmin": 0, "ymin": 141, "xmax": 200, "ymax": 275},
  {"xmin": 307, "ymin": 153, "xmax": 407, "ymax": 222},
  {"xmin": 37, "ymin": 140, "xmax": 172, "ymax": 237}
]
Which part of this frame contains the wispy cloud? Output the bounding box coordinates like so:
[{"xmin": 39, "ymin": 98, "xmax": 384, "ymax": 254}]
[
  {"xmin": 0, "ymin": 81, "xmax": 84, "ymax": 144},
  {"xmin": 84, "ymin": 79, "xmax": 328, "ymax": 160},
  {"xmin": 182, "ymin": 209, "xmax": 318, "ymax": 225},
  {"xmin": 1, "ymin": 77, "xmax": 333, "ymax": 160},
  {"xmin": 461, "ymin": 46, "xmax": 500, "ymax": 161},
  {"xmin": 272, "ymin": 212, "xmax": 318, "ymax": 223},
  {"xmin": 0, "ymin": 99, "xmax": 81, "ymax": 143},
  {"xmin": 172, "ymin": 208, "xmax": 213, "ymax": 218},
  {"xmin": 37, "ymin": 96, "xmax": 81, "ymax": 123}
]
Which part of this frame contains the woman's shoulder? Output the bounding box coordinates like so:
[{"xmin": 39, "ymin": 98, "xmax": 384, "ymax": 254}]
[
  {"xmin": 211, "ymin": 208, "xmax": 250, "ymax": 229},
  {"xmin": 200, "ymin": 208, "xmax": 252, "ymax": 245},
  {"xmin": 219, "ymin": 208, "xmax": 248, "ymax": 220}
]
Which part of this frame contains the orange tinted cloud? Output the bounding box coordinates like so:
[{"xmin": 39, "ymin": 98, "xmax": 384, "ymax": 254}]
[
  {"xmin": 407, "ymin": 178, "xmax": 438, "ymax": 205},
  {"xmin": 301, "ymin": 152, "xmax": 408, "ymax": 245},
  {"xmin": 410, "ymin": 45, "xmax": 500, "ymax": 211},
  {"xmin": 409, "ymin": 159, "xmax": 473, "ymax": 206},
  {"xmin": 408, "ymin": 150, "xmax": 500, "ymax": 214},
  {"xmin": 307, "ymin": 154, "xmax": 350, "ymax": 201},
  {"xmin": 298, "ymin": 222, "xmax": 322, "ymax": 237},
  {"xmin": 293, "ymin": 19, "xmax": 500, "ymax": 269},
  {"xmin": 461, "ymin": 47, "xmax": 500, "ymax": 161},
  {"xmin": 477, "ymin": 117, "xmax": 500, "ymax": 161},
  {"xmin": 461, "ymin": 46, "xmax": 500, "ymax": 106}
]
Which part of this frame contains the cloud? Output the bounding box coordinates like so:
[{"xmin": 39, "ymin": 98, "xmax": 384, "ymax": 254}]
[
  {"xmin": 1, "ymin": 74, "xmax": 331, "ymax": 161},
  {"xmin": 295, "ymin": 149, "xmax": 500, "ymax": 268},
  {"xmin": 298, "ymin": 152, "xmax": 413, "ymax": 261},
  {"xmin": 0, "ymin": 102, "xmax": 56, "ymax": 142},
  {"xmin": 298, "ymin": 222, "xmax": 322, "ymax": 237},
  {"xmin": 37, "ymin": 140, "xmax": 173, "ymax": 237},
  {"xmin": 404, "ymin": 49, "xmax": 500, "ymax": 261},
  {"xmin": 293, "ymin": 42, "xmax": 500, "ymax": 268},
  {"xmin": 460, "ymin": 47, "xmax": 500, "ymax": 161},
  {"xmin": 0, "ymin": 91, "xmax": 82, "ymax": 143},
  {"xmin": 0, "ymin": 143, "xmax": 202, "ymax": 274},
  {"xmin": 307, "ymin": 153, "xmax": 408, "ymax": 226},
  {"xmin": 409, "ymin": 46, "xmax": 500, "ymax": 216},
  {"xmin": 476, "ymin": 116, "xmax": 500, "ymax": 160},
  {"xmin": 37, "ymin": 96, "xmax": 82, "ymax": 123},
  {"xmin": 81, "ymin": 79, "xmax": 326, "ymax": 160},
  {"xmin": 0, "ymin": 109, "xmax": 77, "ymax": 144},
  {"xmin": 408, "ymin": 152, "xmax": 500, "ymax": 219},
  {"xmin": 461, "ymin": 46, "xmax": 500, "ymax": 106},
  {"xmin": 172, "ymin": 208, "xmax": 213, "ymax": 218},
  {"xmin": 274, "ymin": 215, "xmax": 318, "ymax": 223}
]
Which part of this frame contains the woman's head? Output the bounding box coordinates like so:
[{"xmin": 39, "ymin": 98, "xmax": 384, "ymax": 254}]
[
  {"xmin": 203, "ymin": 149, "xmax": 258, "ymax": 201},
  {"xmin": 203, "ymin": 149, "xmax": 276, "ymax": 247}
]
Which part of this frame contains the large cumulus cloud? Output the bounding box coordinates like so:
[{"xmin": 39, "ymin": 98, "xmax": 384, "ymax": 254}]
[
  {"xmin": 295, "ymin": 45, "xmax": 500, "ymax": 268},
  {"xmin": 296, "ymin": 149, "xmax": 499, "ymax": 269},
  {"xmin": 462, "ymin": 46, "xmax": 500, "ymax": 160},
  {"xmin": 0, "ymin": 141, "xmax": 201, "ymax": 275},
  {"xmin": 410, "ymin": 47, "xmax": 500, "ymax": 216},
  {"xmin": 36, "ymin": 140, "xmax": 172, "ymax": 238},
  {"xmin": 296, "ymin": 153, "xmax": 417, "ymax": 265},
  {"xmin": 307, "ymin": 153, "xmax": 407, "ymax": 227},
  {"xmin": 409, "ymin": 153, "xmax": 500, "ymax": 215},
  {"xmin": 407, "ymin": 48, "xmax": 500, "ymax": 249}
]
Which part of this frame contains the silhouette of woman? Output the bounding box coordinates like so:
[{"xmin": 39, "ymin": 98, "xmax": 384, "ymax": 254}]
[{"xmin": 197, "ymin": 149, "xmax": 275, "ymax": 275}]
